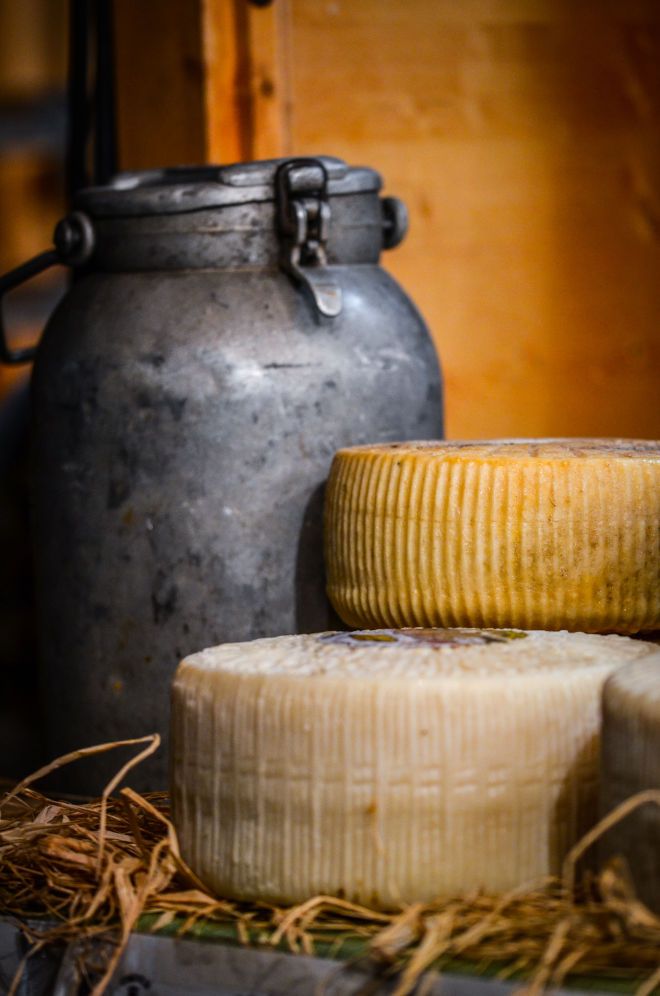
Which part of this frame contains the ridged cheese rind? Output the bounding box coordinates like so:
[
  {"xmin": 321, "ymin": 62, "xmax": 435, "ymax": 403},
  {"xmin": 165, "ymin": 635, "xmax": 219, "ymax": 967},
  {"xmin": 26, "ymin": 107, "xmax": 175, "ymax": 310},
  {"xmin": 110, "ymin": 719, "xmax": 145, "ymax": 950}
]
[
  {"xmin": 601, "ymin": 657, "xmax": 660, "ymax": 910},
  {"xmin": 171, "ymin": 629, "xmax": 659, "ymax": 909},
  {"xmin": 324, "ymin": 439, "xmax": 660, "ymax": 634}
]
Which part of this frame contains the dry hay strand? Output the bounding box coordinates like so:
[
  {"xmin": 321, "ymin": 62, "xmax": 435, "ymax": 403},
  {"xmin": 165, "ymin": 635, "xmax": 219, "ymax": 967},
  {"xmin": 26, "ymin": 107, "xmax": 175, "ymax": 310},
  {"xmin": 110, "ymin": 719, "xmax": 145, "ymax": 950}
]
[{"xmin": 2, "ymin": 742, "xmax": 660, "ymax": 996}]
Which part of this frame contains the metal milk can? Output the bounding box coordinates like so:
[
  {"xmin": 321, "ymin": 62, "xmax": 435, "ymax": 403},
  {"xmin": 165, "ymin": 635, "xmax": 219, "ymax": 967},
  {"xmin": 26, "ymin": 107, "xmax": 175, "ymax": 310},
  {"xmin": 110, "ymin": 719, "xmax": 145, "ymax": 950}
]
[{"xmin": 0, "ymin": 157, "xmax": 443, "ymax": 792}]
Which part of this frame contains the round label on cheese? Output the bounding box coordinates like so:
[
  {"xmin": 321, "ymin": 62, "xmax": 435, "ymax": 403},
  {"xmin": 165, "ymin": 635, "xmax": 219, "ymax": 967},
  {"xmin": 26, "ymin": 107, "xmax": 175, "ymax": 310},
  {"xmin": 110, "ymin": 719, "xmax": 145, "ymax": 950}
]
[
  {"xmin": 324, "ymin": 438, "xmax": 660, "ymax": 634},
  {"xmin": 171, "ymin": 629, "xmax": 660, "ymax": 909},
  {"xmin": 320, "ymin": 627, "xmax": 528, "ymax": 647}
]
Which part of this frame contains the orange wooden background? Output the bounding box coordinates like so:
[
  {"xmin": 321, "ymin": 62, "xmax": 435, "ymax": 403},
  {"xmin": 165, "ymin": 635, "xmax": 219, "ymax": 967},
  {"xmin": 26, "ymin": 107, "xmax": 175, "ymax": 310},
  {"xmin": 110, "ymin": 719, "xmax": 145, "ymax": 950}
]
[
  {"xmin": 0, "ymin": 0, "xmax": 66, "ymax": 402},
  {"xmin": 1, "ymin": 1, "xmax": 658, "ymax": 441},
  {"xmin": 114, "ymin": 0, "xmax": 660, "ymax": 442}
]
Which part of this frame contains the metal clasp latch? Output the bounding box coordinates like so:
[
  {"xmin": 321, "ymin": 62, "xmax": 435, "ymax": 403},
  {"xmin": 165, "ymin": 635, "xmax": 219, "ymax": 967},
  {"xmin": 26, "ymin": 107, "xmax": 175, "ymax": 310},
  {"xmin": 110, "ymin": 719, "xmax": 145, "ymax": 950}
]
[{"xmin": 276, "ymin": 158, "xmax": 342, "ymax": 318}]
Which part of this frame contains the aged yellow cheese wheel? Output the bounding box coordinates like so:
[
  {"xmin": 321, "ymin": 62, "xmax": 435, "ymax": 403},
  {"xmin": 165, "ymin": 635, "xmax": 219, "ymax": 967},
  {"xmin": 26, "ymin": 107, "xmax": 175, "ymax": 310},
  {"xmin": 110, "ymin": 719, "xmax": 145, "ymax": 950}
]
[
  {"xmin": 324, "ymin": 439, "xmax": 660, "ymax": 633},
  {"xmin": 171, "ymin": 628, "xmax": 658, "ymax": 909},
  {"xmin": 601, "ymin": 655, "xmax": 660, "ymax": 911}
]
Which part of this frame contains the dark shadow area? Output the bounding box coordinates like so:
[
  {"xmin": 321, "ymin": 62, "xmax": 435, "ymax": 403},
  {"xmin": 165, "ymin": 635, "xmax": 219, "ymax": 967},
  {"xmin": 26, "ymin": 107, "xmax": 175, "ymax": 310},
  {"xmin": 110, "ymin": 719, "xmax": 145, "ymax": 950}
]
[
  {"xmin": 552, "ymin": 737, "xmax": 600, "ymax": 881},
  {"xmin": 295, "ymin": 480, "xmax": 347, "ymax": 635},
  {"xmin": 0, "ymin": 379, "xmax": 43, "ymax": 780}
]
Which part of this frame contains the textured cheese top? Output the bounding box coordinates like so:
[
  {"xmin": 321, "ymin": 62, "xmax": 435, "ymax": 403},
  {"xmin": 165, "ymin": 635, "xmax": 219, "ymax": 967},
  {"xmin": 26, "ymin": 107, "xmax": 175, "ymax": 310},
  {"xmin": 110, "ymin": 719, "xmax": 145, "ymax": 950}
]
[
  {"xmin": 181, "ymin": 629, "xmax": 658, "ymax": 680},
  {"xmin": 337, "ymin": 438, "xmax": 660, "ymax": 461}
]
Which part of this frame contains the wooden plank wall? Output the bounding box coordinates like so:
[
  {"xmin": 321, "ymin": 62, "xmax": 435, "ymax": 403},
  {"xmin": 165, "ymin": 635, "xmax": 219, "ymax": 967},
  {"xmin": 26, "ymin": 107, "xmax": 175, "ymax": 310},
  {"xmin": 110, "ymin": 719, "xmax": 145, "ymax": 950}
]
[
  {"xmin": 0, "ymin": 0, "xmax": 66, "ymax": 402},
  {"xmin": 115, "ymin": 0, "xmax": 660, "ymax": 440}
]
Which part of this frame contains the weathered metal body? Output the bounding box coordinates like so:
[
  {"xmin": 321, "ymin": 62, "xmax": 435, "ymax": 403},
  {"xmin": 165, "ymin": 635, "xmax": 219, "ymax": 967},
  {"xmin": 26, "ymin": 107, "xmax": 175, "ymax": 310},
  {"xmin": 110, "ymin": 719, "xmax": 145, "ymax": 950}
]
[{"xmin": 7, "ymin": 157, "xmax": 443, "ymax": 792}]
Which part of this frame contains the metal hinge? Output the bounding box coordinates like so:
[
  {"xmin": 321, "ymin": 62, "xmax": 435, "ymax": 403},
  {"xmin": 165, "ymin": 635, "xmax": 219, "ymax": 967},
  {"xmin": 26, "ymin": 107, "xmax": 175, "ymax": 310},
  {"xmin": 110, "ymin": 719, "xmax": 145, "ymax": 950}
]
[{"xmin": 276, "ymin": 158, "xmax": 342, "ymax": 318}]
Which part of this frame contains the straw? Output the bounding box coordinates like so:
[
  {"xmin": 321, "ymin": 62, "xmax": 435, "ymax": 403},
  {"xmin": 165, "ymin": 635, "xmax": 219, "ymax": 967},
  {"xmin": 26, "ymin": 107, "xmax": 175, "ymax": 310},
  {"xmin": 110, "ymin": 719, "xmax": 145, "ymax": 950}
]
[{"xmin": 2, "ymin": 740, "xmax": 660, "ymax": 995}]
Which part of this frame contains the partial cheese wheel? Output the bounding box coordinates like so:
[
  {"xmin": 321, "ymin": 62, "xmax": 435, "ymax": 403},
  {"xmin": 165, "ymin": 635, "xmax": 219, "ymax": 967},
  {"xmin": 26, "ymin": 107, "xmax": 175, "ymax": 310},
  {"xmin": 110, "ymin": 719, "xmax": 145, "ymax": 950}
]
[
  {"xmin": 601, "ymin": 656, "xmax": 660, "ymax": 911},
  {"xmin": 324, "ymin": 438, "xmax": 660, "ymax": 634},
  {"xmin": 171, "ymin": 628, "xmax": 658, "ymax": 909}
]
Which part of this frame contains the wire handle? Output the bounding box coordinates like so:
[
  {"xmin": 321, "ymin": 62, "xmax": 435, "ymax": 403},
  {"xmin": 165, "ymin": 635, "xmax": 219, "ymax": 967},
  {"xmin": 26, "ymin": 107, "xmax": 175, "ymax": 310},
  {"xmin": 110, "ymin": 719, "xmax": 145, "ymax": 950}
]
[{"xmin": 0, "ymin": 211, "xmax": 94, "ymax": 365}]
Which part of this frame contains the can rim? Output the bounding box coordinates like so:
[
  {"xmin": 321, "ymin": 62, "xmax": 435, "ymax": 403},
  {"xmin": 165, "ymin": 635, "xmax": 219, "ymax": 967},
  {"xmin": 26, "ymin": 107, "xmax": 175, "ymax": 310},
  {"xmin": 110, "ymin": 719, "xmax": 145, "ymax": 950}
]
[{"xmin": 74, "ymin": 157, "xmax": 382, "ymax": 217}]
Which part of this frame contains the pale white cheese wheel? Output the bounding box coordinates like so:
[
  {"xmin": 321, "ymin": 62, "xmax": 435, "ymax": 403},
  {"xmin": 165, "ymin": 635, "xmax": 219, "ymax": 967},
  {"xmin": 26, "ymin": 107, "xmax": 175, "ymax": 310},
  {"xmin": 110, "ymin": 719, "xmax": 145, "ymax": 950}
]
[
  {"xmin": 171, "ymin": 629, "xmax": 659, "ymax": 909},
  {"xmin": 601, "ymin": 656, "xmax": 660, "ymax": 910}
]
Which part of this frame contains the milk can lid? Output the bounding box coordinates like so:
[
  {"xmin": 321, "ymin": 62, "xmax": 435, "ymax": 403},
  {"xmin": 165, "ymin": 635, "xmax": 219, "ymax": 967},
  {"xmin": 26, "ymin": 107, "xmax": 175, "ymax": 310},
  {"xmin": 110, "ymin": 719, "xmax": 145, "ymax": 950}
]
[{"xmin": 74, "ymin": 156, "xmax": 381, "ymax": 217}]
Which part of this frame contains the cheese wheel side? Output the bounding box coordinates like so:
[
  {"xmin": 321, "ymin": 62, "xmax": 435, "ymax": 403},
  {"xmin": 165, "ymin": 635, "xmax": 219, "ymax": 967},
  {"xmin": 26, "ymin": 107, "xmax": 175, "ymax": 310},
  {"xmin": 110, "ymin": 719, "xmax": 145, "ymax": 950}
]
[
  {"xmin": 324, "ymin": 439, "xmax": 660, "ymax": 633},
  {"xmin": 171, "ymin": 629, "xmax": 659, "ymax": 908},
  {"xmin": 600, "ymin": 658, "xmax": 660, "ymax": 911}
]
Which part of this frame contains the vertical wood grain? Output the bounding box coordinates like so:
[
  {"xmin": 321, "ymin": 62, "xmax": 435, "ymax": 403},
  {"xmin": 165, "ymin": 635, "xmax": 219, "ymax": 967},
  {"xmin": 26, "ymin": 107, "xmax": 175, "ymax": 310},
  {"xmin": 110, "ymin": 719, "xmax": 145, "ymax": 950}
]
[
  {"xmin": 114, "ymin": 0, "xmax": 209, "ymax": 168},
  {"xmin": 114, "ymin": 0, "xmax": 292, "ymax": 166},
  {"xmin": 113, "ymin": 0, "xmax": 660, "ymax": 439},
  {"xmin": 286, "ymin": 0, "xmax": 660, "ymax": 439},
  {"xmin": 201, "ymin": 0, "xmax": 247, "ymax": 162},
  {"xmin": 242, "ymin": 0, "xmax": 292, "ymax": 159}
]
